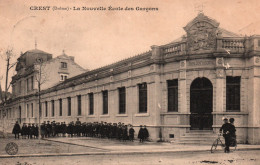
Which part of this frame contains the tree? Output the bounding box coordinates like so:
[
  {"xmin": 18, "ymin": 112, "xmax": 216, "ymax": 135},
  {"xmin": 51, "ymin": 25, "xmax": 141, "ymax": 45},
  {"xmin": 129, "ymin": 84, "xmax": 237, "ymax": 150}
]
[
  {"xmin": 0, "ymin": 48, "xmax": 17, "ymax": 138},
  {"xmin": 35, "ymin": 57, "xmax": 48, "ymax": 140}
]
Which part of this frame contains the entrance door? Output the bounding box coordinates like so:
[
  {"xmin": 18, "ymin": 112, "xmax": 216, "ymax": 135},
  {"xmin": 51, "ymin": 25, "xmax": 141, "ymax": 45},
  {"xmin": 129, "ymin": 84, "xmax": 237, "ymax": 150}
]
[{"xmin": 190, "ymin": 77, "xmax": 213, "ymax": 130}]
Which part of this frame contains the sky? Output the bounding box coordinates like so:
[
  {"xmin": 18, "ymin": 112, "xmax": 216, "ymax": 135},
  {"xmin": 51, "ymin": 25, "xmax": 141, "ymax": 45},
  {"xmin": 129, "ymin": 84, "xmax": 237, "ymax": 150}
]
[{"xmin": 0, "ymin": 0, "xmax": 260, "ymax": 90}]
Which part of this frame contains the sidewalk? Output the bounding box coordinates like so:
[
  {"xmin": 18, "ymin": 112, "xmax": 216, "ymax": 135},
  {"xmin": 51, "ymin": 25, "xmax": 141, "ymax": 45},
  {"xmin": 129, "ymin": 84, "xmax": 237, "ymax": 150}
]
[{"xmin": 1, "ymin": 136, "xmax": 260, "ymax": 158}]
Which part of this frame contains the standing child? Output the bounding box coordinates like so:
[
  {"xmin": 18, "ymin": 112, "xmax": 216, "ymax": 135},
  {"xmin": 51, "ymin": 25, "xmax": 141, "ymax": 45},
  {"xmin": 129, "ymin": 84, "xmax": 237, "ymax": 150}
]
[{"xmin": 129, "ymin": 125, "xmax": 135, "ymax": 142}]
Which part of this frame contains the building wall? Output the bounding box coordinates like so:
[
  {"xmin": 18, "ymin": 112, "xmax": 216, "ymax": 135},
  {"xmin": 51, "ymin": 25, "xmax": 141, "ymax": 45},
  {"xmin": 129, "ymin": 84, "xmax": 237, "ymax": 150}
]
[{"xmin": 2, "ymin": 15, "xmax": 260, "ymax": 144}]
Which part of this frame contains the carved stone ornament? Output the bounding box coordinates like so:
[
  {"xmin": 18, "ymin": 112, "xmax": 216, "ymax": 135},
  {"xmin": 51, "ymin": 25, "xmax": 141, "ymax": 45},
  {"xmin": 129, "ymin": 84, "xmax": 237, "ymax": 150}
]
[
  {"xmin": 216, "ymin": 69, "xmax": 224, "ymax": 78},
  {"xmin": 217, "ymin": 58, "xmax": 223, "ymax": 65},
  {"xmin": 184, "ymin": 13, "xmax": 219, "ymax": 52},
  {"xmin": 255, "ymin": 57, "xmax": 260, "ymax": 64},
  {"xmin": 180, "ymin": 60, "xmax": 186, "ymax": 68}
]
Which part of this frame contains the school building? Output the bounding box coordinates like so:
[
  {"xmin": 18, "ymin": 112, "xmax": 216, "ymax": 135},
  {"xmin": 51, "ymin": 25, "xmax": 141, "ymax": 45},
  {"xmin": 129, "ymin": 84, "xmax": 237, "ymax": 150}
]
[{"xmin": 1, "ymin": 13, "xmax": 260, "ymax": 144}]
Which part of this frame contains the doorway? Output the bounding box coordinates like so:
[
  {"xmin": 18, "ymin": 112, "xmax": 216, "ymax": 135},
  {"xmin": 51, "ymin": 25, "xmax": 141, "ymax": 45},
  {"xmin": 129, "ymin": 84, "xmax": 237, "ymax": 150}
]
[{"xmin": 190, "ymin": 77, "xmax": 213, "ymax": 130}]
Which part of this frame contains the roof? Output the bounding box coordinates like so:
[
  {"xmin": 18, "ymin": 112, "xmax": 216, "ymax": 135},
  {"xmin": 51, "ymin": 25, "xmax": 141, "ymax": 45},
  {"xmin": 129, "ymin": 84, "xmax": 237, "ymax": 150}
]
[
  {"xmin": 24, "ymin": 49, "xmax": 51, "ymax": 55},
  {"xmin": 218, "ymin": 28, "xmax": 241, "ymax": 37}
]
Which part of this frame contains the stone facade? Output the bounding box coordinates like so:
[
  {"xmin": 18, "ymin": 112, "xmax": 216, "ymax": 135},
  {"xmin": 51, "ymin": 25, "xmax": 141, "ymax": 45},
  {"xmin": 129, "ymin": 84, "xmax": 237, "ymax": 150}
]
[
  {"xmin": 0, "ymin": 49, "xmax": 86, "ymax": 128},
  {"xmin": 1, "ymin": 13, "xmax": 260, "ymax": 144}
]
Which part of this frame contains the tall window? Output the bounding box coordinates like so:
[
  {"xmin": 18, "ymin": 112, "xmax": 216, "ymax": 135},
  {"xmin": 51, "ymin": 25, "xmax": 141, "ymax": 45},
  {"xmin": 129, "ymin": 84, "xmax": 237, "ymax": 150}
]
[
  {"xmin": 102, "ymin": 90, "xmax": 108, "ymax": 114},
  {"xmin": 67, "ymin": 97, "xmax": 71, "ymax": 116},
  {"xmin": 27, "ymin": 104, "xmax": 29, "ymax": 117},
  {"xmin": 31, "ymin": 103, "xmax": 33, "ymax": 117},
  {"xmin": 31, "ymin": 76, "xmax": 34, "ymax": 90},
  {"xmin": 77, "ymin": 95, "xmax": 82, "ymax": 116},
  {"xmin": 138, "ymin": 83, "xmax": 147, "ymax": 113},
  {"xmin": 51, "ymin": 100, "xmax": 55, "ymax": 116},
  {"xmin": 226, "ymin": 76, "xmax": 241, "ymax": 111},
  {"xmin": 168, "ymin": 79, "xmax": 178, "ymax": 112},
  {"xmin": 89, "ymin": 93, "xmax": 94, "ymax": 115},
  {"xmin": 59, "ymin": 99, "xmax": 62, "ymax": 116},
  {"xmin": 45, "ymin": 101, "xmax": 48, "ymax": 117},
  {"xmin": 118, "ymin": 87, "xmax": 126, "ymax": 114},
  {"xmin": 26, "ymin": 78, "xmax": 29, "ymax": 92}
]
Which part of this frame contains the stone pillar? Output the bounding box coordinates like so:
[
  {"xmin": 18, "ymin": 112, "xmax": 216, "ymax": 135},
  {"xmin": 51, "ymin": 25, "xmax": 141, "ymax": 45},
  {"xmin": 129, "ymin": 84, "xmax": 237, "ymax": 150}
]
[
  {"xmin": 150, "ymin": 45, "xmax": 163, "ymax": 140},
  {"xmin": 248, "ymin": 56, "xmax": 260, "ymax": 144},
  {"xmin": 152, "ymin": 64, "xmax": 163, "ymax": 140},
  {"xmin": 179, "ymin": 60, "xmax": 187, "ymax": 113},
  {"xmin": 215, "ymin": 57, "xmax": 225, "ymax": 113}
]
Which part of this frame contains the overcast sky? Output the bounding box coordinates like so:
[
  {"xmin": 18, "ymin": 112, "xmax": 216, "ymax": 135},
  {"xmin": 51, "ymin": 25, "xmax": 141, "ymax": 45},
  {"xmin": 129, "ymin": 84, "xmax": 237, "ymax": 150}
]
[{"xmin": 0, "ymin": 0, "xmax": 260, "ymax": 90}]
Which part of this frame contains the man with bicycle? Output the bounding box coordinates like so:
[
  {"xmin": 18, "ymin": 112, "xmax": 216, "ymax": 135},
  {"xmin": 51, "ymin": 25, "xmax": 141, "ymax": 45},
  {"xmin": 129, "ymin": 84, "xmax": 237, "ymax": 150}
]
[{"xmin": 219, "ymin": 117, "xmax": 232, "ymax": 153}]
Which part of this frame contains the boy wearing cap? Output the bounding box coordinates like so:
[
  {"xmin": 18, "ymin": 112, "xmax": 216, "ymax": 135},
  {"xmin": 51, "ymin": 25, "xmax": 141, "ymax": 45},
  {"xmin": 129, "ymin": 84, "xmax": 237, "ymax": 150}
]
[{"xmin": 219, "ymin": 117, "xmax": 232, "ymax": 153}]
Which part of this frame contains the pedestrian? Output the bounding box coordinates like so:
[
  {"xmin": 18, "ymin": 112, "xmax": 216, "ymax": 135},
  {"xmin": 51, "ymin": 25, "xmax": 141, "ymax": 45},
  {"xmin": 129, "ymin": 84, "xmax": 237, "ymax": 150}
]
[
  {"xmin": 143, "ymin": 125, "xmax": 149, "ymax": 141},
  {"xmin": 46, "ymin": 121, "xmax": 51, "ymax": 137},
  {"xmin": 129, "ymin": 125, "xmax": 135, "ymax": 142},
  {"xmin": 138, "ymin": 125, "xmax": 145, "ymax": 142},
  {"xmin": 28, "ymin": 123, "xmax": 32, "ymax": 139},
  {"xmin": 35, "ymin": 124, "xmax": 39, "ymax": 138},
  {"xmin": 32, "ymin": 123, "xmax": 36, "ymax": 139},
  {"xmin": 62, "ymin": 122, "xmax": 67, "ymax": 137},
  {"xmin": 219, "ymin": 117, "xmax": 232, "ymax": 153},
  {"xmin": 75, "ymin": 118, "xmax": 81, "ymax": 137},
  {"xmin": 229, "ymin": 118, "xmax": 236, "ymax": 146},
  {"xmin": 52, "ymin": 121, "xmax": 56, "ymax": 137},
  {"xmin": 21, "ymin": 123, "xmax": 27, "ymax": 139},
  {"xmin": 12, "ymin": 121, "xmax": 21, "ymax": 139},
  {"xmin": 122, "ymin": 125, "xmax": 128, "ymax": 141},
  {"xmin": 40, "ymin": 122, "xmax": 46, "ymax": 139}
]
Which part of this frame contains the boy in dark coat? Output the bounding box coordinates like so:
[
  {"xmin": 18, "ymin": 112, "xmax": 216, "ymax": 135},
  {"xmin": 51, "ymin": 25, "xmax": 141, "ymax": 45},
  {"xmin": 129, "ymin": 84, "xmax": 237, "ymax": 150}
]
[
  {"xmin": 28, "ymin": 123, "xmax": 32, "ymax": 139},
  {"xmin": 12, "ymin": 121, "xmax": 21, "ymax": 139},
  {"xmin": 21, "ymin": 123, "xmax": 27, "ymax": 139},
  {"xmin": 219, "ymin": 117, "xmax": 232, "ymax": 153},
  {"xmin": 229, "ymin": 118, "xmax": 236, "ymax": 146},
  {"xmin": 129, "ymin": 125, "xmax": 135, "ymax": 142},
  {"xmin": 138, "ymin": 125, "xmax": 145, "ymax": 142},
  {"xmin": 143, "ymin": 125, "xmax": 149, "ymax": 141}
]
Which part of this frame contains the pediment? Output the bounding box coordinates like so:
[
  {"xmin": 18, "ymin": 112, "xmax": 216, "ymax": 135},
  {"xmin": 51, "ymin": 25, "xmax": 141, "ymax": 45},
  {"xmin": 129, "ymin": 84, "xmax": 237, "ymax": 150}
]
[
  {"xmin": 183, "ymin": 13, "xmax": 220, "ymax": 52},
  {"xmin": 184, "ymin": 13, "xmax": 219, "ymax": 31}
]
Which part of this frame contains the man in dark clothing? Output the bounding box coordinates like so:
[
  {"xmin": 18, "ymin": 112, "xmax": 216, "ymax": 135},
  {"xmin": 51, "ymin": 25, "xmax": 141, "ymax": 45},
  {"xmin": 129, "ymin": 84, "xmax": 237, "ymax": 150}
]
[
  {"xmin": 122, "ymin": 125, "xmax": 128, "ymax": 141},
  {"xmin": 219, "ymin": 117, "xmax": 232, "ymax": 153},
  {"xmin": 129, "ymin": 125, "xmax": 135, "ymax": 142},
  {"xmin": 229, "ymin": 118, "xmax": 236, "ymax": 146},
  {"xmin": 40, "ymin": 122, "xmax": 46, "ymax": 139},
  {"xmin": 138, "ymin": 125, "xmax": 145, "ymax": 142},
  {"xmin": 21, "ymin": 123, "xmax": 27, "ymax": 139},
  {"xmin": 35, "ymin": 124, "xmax": 39, "ymax": 138},
  {"xmin": 75, "ymin": 118, "xmax": 81, "ymax": 137},
  {"xmin": 12, "ymin": 121, "xmax": 21, "ymax": 139},
  {"xmin": 143, "ymin": 125, "xmax": 149, "ymax": 141},
  {"xmin": 52, "ymin": 121, "xmax": 56, "ymax": 137},
  {"xmin": 46, "ymin": 121, "xmax": 52, "ymax": 137},
  {"xmin": 32, "ymin": 124, "xmax": 36, "ymax": 139},
  {"xmin": 62, "ymin": 122, "xmax": 67, "ymax": 137},
  {"xmin": 28, "ymin": 123, "xmax": 32, "ymax": 139}
]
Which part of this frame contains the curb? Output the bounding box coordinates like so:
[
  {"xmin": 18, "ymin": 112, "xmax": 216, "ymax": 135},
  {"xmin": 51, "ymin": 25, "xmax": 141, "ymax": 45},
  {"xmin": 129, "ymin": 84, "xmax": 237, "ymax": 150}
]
[{"xmin": 1, "ymin": 147, "xmax": 260, "ymax": 158}]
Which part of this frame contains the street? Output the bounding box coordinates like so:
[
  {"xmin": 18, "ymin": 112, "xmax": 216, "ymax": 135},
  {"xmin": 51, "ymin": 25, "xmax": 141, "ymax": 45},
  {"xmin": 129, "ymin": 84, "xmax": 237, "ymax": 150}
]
[{"xmin": 0, "ymin": 150, "xmax": 259, "ymax": 165}]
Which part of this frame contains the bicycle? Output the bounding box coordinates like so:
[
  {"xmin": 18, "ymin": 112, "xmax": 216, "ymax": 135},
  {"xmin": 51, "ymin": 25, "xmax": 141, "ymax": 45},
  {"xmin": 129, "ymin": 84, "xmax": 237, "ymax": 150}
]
[{"xmin": 211, "ymin": 133, "xmax": 237, "ymax": 153}]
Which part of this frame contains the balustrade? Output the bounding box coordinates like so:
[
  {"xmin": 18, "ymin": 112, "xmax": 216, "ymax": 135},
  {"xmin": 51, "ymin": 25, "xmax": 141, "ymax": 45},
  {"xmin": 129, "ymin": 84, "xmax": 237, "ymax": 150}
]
[
  {"xmin": 163, "ymin": 42, "xmax": 186, "ymax": 55},
  {"xmin": 221, "ymin": 38, "xmax": 245, "ymax": 53}
]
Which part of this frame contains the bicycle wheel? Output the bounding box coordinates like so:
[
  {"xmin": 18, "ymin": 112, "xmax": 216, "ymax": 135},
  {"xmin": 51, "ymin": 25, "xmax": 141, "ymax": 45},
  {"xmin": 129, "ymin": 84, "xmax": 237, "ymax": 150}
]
[{"xmin": 211, "ymin": 139, "xmax": 219, "ymax": 153}]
